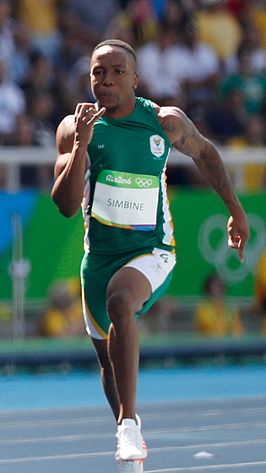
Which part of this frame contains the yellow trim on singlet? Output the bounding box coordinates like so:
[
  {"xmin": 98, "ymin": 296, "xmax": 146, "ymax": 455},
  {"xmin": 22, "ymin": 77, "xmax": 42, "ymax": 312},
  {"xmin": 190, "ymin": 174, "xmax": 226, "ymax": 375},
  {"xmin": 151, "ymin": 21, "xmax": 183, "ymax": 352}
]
[{"xmin": 82, "ymin": 287, "xmax": 108, "ymax": 340}]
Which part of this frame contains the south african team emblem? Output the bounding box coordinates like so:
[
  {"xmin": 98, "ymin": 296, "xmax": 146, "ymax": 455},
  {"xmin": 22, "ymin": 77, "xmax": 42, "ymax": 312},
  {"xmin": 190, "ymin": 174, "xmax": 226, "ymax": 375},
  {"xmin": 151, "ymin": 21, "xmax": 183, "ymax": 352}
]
[{"xmin": 149, "ymin": 135, "xmax": 165, "ymax": 158}]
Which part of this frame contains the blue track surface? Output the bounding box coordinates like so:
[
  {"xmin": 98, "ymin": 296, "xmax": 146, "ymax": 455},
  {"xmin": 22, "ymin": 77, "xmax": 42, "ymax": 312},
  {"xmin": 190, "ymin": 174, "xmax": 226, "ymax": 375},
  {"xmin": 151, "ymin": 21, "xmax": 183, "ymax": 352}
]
[
  {"xmin": 0, "ymin": 364, "xmax": 266, "ymax": 410},
  {"xmin": 1, "ymin": 397, "xmax": 266, "ymax": 472},
  {"xmin": 1, "ymin": 364, "xmax": 266, "ymax": 472}
]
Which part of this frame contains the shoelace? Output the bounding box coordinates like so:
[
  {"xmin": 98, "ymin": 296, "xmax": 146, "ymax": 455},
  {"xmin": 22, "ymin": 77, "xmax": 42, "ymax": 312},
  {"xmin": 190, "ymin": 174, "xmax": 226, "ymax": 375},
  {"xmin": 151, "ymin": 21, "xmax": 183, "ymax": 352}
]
[{"xmin": 119, "ymin": 426, "xmax": 140, "ymax": 447}]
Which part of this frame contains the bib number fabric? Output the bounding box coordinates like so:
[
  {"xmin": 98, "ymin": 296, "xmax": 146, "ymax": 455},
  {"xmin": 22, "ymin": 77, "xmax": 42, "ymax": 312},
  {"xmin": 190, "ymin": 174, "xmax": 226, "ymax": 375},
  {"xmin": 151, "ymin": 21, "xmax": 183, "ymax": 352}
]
[{"xmin": 91, "ymin": 170, "xmax": 159, "ymax": 230}]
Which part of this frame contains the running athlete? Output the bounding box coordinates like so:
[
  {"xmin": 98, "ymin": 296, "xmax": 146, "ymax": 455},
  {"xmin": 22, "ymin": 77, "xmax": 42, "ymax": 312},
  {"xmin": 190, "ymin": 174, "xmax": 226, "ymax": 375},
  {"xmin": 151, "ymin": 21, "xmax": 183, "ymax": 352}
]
[{"xmin": 51, "ymin": 39, "xmax": 249, "ymax": 471}]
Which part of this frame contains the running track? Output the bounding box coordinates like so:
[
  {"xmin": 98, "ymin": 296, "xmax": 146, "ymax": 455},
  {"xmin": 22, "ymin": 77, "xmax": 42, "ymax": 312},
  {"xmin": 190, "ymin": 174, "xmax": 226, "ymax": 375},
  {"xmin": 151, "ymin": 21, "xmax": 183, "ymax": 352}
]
[{"xmin": 1, "ymin": 397, "xmax": 266, "ymax": 472}]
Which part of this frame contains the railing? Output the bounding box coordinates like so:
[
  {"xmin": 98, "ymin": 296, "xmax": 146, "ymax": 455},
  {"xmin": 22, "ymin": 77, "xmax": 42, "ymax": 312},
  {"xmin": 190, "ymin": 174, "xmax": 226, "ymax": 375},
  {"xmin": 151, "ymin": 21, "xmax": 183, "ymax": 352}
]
[{"xmin": 0, "ymin": 146, "xmax": 266, "ymax": 191}]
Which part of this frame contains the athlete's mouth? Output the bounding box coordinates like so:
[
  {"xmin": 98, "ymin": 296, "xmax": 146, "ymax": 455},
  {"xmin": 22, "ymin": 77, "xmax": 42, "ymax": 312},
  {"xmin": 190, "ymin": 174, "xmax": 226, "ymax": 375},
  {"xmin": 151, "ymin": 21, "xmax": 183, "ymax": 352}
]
[{"xmin": 98, "ymin": 92, "xmax": 116, "ymax": 100}]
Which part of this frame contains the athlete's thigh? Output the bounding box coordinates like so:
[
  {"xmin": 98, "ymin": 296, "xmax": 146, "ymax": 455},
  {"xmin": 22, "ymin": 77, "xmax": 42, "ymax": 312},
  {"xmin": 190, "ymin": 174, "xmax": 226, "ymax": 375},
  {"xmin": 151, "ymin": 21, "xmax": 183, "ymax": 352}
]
[{"xmin": 107, "ymin": 247, "xmax": 176, "ymax": 315}]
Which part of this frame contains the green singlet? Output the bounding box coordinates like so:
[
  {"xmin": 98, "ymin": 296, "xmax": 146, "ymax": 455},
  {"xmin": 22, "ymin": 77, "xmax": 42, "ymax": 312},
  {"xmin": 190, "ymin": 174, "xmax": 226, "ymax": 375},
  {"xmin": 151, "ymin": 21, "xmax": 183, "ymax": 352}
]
[{"xmin": 80, "ymin": 97, "xmax": 176, "ymax": 339}]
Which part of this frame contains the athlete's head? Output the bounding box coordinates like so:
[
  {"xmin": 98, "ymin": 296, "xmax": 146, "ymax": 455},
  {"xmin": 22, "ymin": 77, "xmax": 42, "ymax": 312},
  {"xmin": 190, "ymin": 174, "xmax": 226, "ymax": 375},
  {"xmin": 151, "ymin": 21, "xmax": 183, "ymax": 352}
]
[{"xmin": 90, "ymin": 39, "xmax": 138, "ymax": 116}]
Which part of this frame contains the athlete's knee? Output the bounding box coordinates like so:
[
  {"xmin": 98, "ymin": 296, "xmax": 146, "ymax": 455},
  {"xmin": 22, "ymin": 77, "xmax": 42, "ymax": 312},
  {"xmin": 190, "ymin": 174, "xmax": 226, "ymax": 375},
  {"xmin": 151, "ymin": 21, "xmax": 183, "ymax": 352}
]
[{"xmin": 107, "ymin": 289, "xmax": 135, "ymax": 326}]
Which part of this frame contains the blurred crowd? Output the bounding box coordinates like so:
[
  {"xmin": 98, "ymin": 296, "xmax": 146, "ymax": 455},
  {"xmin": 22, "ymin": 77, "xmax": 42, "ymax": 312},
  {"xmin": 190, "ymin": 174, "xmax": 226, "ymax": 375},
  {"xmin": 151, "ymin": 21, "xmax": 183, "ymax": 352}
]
[
  {"xmin": 0, "ymin": 0, "xmax": 266, "ymax": 189},
  {"xmin": 40, "ymin": 264, "xmax": 266, "ymax": 338}
]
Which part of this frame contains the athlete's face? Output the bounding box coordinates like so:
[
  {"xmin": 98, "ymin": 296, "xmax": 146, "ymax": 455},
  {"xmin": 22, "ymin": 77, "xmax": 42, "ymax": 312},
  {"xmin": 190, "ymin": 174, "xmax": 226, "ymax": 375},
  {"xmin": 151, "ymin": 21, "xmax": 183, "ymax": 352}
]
[{"xmin": 90, "ymin": 46, "xmax": 138, "ymax": 118}]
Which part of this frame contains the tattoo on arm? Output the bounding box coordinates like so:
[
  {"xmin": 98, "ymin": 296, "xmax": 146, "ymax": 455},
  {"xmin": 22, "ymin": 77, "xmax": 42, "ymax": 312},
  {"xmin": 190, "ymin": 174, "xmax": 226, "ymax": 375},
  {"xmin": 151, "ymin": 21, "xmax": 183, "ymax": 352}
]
[
  {"xmin": 194, "ymin": 143, "xmax": 238, "ymax": 209},
  {"xmin": 161, "ymin": 107, "xmax": 240, "ymax": 212},
  {"xmin": 170, "ymin": 113, "xmax": 204, "ymax": 160}
]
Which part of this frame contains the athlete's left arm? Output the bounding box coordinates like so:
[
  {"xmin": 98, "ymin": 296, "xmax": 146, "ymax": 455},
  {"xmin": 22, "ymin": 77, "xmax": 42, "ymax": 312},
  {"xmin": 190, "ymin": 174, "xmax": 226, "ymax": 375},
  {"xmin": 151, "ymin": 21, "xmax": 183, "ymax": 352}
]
[{"xmin": 158, "ymin": 106, "xmax": 250, "ymax": 261}]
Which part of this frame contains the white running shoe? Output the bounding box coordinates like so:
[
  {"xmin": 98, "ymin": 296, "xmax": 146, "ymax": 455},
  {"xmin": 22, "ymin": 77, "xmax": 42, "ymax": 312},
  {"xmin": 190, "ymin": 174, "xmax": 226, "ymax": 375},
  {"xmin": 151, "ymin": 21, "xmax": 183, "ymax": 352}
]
[
  {"xmin": 135, "ymin": 414, "xmax": 147, "ymax": 460},
  {"xmin": 117, "ymin": 459, "xmax": 144, "ymax": 473},
  {"xmin": 116, "ymin": 416, "xmax": 147, "ymax": 461}
]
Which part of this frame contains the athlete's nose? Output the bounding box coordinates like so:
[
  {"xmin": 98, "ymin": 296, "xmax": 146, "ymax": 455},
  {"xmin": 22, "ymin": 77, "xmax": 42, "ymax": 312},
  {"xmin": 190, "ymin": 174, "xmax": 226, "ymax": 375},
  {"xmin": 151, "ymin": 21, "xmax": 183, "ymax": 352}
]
[{"xmin": 103, "ymin": 70, "xmax": 115, "ymax": 86}]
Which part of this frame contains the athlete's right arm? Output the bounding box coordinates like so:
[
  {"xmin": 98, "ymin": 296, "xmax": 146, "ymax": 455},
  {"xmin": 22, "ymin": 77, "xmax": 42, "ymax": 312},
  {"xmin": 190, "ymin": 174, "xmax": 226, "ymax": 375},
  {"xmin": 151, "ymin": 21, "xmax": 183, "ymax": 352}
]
[{"xmin": 51, "ymin": 102, "xmax": 105, "ymax": 217}]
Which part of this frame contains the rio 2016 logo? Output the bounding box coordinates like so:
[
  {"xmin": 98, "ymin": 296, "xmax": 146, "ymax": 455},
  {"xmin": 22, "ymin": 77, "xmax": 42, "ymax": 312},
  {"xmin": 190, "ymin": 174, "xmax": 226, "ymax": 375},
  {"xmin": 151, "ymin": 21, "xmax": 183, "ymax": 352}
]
[{"xmin": 198, "ymin": 214, "xmax": 266, "ymax": 284}]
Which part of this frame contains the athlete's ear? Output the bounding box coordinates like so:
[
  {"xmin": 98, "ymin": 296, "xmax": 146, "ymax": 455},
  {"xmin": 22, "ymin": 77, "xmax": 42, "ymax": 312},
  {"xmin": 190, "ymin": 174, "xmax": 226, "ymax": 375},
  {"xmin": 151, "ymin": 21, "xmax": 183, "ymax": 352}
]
[{"xmin": 133, "ymin": 72, "xmax": 139, "ymax": 91}]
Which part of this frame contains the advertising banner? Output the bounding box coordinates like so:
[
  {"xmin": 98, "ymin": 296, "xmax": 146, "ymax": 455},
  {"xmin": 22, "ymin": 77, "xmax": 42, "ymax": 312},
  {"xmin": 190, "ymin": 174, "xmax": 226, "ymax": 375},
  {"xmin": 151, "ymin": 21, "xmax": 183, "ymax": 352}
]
[{"xmin": 0, "ymin": 190, "xmax": 265, "ymax": 303}]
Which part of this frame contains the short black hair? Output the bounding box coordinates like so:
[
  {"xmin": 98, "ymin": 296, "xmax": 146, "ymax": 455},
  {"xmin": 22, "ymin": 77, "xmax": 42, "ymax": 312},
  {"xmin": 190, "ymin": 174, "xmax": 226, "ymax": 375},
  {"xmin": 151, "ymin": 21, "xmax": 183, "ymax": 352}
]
[{"xmin": 93, "ymin": 39, "xmax": 136, "ymax": 62}]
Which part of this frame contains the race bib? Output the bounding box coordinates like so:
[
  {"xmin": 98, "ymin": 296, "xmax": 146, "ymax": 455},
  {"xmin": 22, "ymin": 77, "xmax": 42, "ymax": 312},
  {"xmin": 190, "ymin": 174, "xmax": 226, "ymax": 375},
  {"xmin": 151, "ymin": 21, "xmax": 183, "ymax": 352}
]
[{"xmin": 91, "ymin": 170, "xmax": 159, "ymax": 230}]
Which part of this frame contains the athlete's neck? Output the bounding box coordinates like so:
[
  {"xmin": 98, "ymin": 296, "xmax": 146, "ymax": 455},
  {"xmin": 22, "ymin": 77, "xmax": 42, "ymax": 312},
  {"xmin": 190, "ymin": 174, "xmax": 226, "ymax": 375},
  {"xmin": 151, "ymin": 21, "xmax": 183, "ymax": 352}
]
[{"xmin": 100, "ymin": 97, "xmax": 136, "ymax": 120}]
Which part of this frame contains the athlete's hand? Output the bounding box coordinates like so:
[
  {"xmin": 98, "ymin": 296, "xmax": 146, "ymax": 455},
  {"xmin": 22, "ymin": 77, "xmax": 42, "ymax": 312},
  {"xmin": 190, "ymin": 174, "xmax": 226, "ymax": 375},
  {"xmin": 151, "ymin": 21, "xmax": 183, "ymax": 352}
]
[
  {"xmin": 227, "ymin": 213, "xmax": 250, "ymax": 262},
  {"xmin": 74, "ymin": 102, "xmax": 106, "ymax": 147}
]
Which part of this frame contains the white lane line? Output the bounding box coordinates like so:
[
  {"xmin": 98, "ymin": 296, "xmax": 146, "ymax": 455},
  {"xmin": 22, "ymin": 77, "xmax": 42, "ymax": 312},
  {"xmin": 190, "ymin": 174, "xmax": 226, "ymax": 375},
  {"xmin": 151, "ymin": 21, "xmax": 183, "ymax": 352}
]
[
  {"xmin": 148, "ymin": 437, "xmax": 266, "ymax": 452},
  {"xmin": 0, "ymin": 395, "xmax": 265, "ymax": 415},
  {"xmin": 147, "ymin": 421, "xmax": 266, "ymax": 434},
  {"xmin": 0, "ymin": 432, "xmax": 113, "ymax": 444},
  {"xmin": 0, "ymin": 452, "xmax": 111, "ymax": 464},
  {"xmin": 0, "ymin": 417, "xmax": 109, "ymax": 430},
  {"xmin": 1, "ymin": 417, "xmax": 266, "ymax": 433},
  {"xmin": 1, "ymin": 439, "xmax": 266, "ymax": 464},
  {"xmin": 1, "ymin": 453, "xmax": 266, "ymax": 471},
  {"xmin": 1, "ymin": 435, "xmax": 266, "ymax": 452},
  {"xmin": 1, "ymin": 405, "xmax": 266, "ymax": 430},
  {"xmin": 142, "ymin": 406, "xmax": 266, "ymax": 420},
  {"xmin": 145, "ymin": 460, "xmax": 266, "ymax": 472},
  {"xmin": 0, "ymin": 396, "xmax": 265, "ymax": 419}
]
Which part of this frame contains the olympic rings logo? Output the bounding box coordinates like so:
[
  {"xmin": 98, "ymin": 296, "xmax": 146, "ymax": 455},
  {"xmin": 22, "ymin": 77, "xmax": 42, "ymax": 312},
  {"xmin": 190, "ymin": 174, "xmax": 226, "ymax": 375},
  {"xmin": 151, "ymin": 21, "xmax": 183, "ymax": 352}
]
[
  {"xmin": 135, "ymin": 177, "xmax": 153, "ymax": 188},
  {"xmin": 198, "ymin": 213, "xmax": 266, "ymax": 284}
]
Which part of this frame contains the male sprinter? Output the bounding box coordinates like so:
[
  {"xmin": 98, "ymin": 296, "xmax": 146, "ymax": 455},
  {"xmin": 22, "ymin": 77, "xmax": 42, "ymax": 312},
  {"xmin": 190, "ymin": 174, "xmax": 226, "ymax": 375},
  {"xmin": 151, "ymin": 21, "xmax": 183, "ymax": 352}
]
[{"xmin": 51, "ymin": 39, "xmax": 249, "ymax": 471}]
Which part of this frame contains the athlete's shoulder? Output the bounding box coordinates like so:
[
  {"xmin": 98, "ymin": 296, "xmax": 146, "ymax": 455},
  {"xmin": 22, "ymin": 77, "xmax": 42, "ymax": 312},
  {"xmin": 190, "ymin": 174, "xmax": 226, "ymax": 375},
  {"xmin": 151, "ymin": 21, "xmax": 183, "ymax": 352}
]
[
  {"xmin": 56, "ymin": 114, "xmax": 76, "ymax": 155},
  {"xmin": 57, "ymin": 114, "xmax": 75, "ymax": 137},
  {"xmin": 157, "ymin": 106, "xmax": 186, "ymax": 121},
  {"xmin": 137, "ymin": 96, "xmax": 158, "ymax": 111},
  {"xmin": 56, "ymin": 114, "xmax": 75, "ymax": 149},
  {"xmin": 158, "ymin": 106, "xmax": 190, "ymax": 136}
]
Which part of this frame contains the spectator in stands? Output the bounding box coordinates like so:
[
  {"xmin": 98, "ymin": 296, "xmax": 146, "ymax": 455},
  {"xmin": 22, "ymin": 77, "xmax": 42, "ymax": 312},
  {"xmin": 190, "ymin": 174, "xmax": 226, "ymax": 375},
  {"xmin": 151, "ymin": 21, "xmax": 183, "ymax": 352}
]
[
  {"xmin": 16, "ymin": 91, "xmax": 56, "ymax": 189},
  {"xmin": 226, "ymin": 0, "xmax": 249, "ymax": 21},
  {"xmin": 42, "ymin": 278, "xmax": 84, "ymax": 338},
  {"xmin": 106, "ymin": 0, "xmax": 159, "ymax": 49},
  {"xmin": 52, "ymin": 29, "xmax": 90, "ymax": 118},
  {"xmin": 10, "ymin": 113, "xmax": 39, "ymax": 187},
  {"xmin": 225, "ymin": 21, "xmax": 266, "ymax": 76},
  {"xmin": 21, "ymin": 51, "xmax": 56, "ymax": 103},
  {"xmin": 205, "ymin": 87, "xmax": 246, "ymax": 144},
  {"xmin": 227, "ymin": 115, "xmax": 266, "ymax": 191},
  {"xmin": 14, "ymin": 0, "xmax": 61, "ymax": 61},
  {"xmin": 65, "ymin": 55, "xmax": 94, "ymax": 110},
  {"xmin": 195, "ymin": 0, "xmax": 242, "ymax": 66},
  {"xmin": 55, "ymin": 27, "xmax": 85, "ymax": 75},
  {"xmin": 8, "ymin": 111, "xmax": 54, "ymax": 189},
  {"xmin": 136, "ymin": 24, "xmax": 185, "ymax": 107},
  {"xmin": 220, "ymin": 49, "xmax": 266, "ymax": 116},
  {"xmin": 178, "ymin": 19, "xmax": 220, "ymax": 110},
  {"xmin": 0, "ymin": 57, "xmax": 25, "ymax": 144},
  {"xmin": 62, "ymin": 0, "xmax": 120, "ymax": 46},
  {"xmin": 0, "ymin": 0, "xmax": 15, "ymax": 69},
  {"xmin": 27, "ymin": 91, "xmax": 56, "ymax": 146},
  {"xmin": 12, "ymin": 113, "xmax": 36, "ymax": 144},
  {"xmin": 103, "ymin": 13, "xmax": 135, "ymax": 47},
  {"xmin": 9, "ymin": 22, "xmax": 32, "ymax": 85},
  {"xmin": 195, "ymin": 273, "xmax": 244, "ymax": 337},
  {"xmin": 159, "ymin": 0, "xmax": 188, "ymax": 32},
  {"xmin": 248, "ymin": 0, "xmax": 266, "ymax": 51}
]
